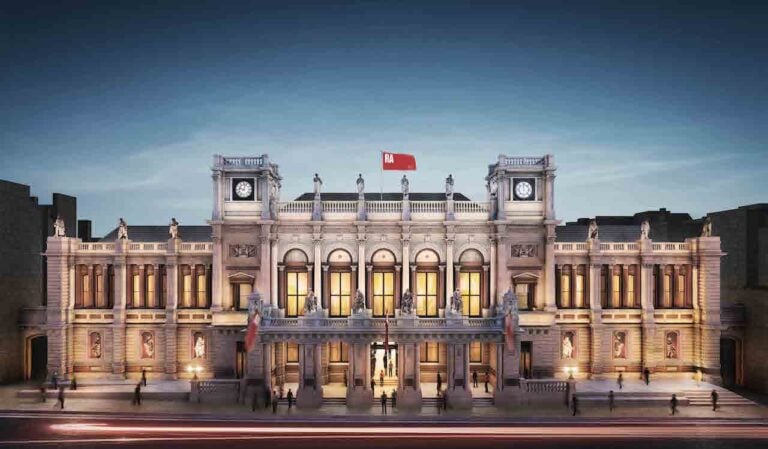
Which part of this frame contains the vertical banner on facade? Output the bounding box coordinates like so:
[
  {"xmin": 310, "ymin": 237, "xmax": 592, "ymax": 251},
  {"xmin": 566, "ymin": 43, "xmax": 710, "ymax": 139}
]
[{"xmin": 245, "ymin": 311, "xmax": 260, "ymax": 352}]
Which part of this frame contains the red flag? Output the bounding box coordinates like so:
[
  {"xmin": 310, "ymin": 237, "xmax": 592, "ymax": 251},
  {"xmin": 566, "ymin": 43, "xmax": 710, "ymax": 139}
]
[
  {"xmin": 245, "ymin": 311, "xmax": 260, "ymax": 352},
  {"xmin": 382, "ymin": 152, "xmax": 416, "ymax": 170},
  {"xmin": 504, "ymin": 312, "xmax": 515, "ymax": 351}
]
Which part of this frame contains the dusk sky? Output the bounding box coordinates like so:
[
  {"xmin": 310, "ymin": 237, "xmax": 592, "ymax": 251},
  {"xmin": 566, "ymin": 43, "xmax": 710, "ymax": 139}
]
[{"xmin": 1, "ymin": 0, "xmax": 766, "ymax": 236}]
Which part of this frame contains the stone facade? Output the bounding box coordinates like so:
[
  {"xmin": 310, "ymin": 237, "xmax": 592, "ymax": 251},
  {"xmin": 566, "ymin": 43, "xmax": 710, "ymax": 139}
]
[{"xmin": 38, "ymin": 154, "xmax": 726, "ymax": 407}]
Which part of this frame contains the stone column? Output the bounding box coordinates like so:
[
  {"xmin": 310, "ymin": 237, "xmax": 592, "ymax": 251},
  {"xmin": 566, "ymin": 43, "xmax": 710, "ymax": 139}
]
[
  {"xmin": 164, "ymin": 257, "xmax": 179, "ymax": 378},
  {"xmin": 296, "ymin": 343, "xmax": 324, "ymax": 408},
  {"xmin": 589, "ymin": 263, "xmax": 604, "ymax": 375},
  {"xmin": 396, "ymin": 342, "xmax": 422, "ymax": 409},
  {"xmin": 357, "ymin": 239, "xmax": 366, "ymax": 296},
  {"xmin": 544, "ymin": 225, "xmax": 557, "ymax": 312},
  {"xmin": 210, "ymin": 231, "xmax": 223, "ymax": 311},
  {"xmin": 313, "ymin": 239, "xmax": 322, "ymax": 307},
  {"xmin": 401, "ymin": 237, "xmax": 410, "ymax": 292},
  {"xmin": 111, "ymin": 244, "xmax": 128, "ymax": 378},
  {"xmin": 212, "ymin": 169, "xmax": 223, "ymax": 221},
  {"xmin": 446, "ymin": 343, "xmax": 472, "ymax": 409},
  {"xmin": 696, "ymin": 237, "xmax": 723, "ymax": 383},
  {"xmin": 544, "ymin": 158, "xmax": 556, "ymax": 221},
  {"xmin": 445, "ymin": 238, "xmax": 454, "ymax": 307},
  {"xmin": 270, "ymin": 238, "xmax": 279, "ymax": 307},
  {"xmin": 493, "ymin": 332, "xmax": 524, "ymax": 408},
  {"xmin": 489, "ymin": 237, "xmax": 497, "ymax": 309},
  {"xmin": 346, "ymin": 341, "xmax": 372, "ymax": 408}
]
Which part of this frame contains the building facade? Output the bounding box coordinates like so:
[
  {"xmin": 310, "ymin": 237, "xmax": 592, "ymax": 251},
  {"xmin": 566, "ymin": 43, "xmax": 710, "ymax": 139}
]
[{"xmin": 37, "ymin": 154, "xmax": 725, "ymax": 407}]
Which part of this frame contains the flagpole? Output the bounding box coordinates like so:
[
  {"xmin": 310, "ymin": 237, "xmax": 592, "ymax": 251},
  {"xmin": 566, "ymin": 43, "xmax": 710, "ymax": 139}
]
[{"xmin": 380, "ymin": 150, "xmax": 383, "ymax": 201}]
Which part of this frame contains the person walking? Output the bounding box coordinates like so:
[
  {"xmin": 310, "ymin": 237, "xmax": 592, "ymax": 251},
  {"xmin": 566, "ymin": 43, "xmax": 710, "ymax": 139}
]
[
  {"xmin": 380, "ymin": 391, "xmax": 388, "ymax": 414},
  {"xmin": 251, "ymin": 388, "xmax": 259, "ymax": 412},
  {"xmin": 608, "ymin": 390, "xmax": 615, "ymax": 412},
  {"xmin": 51, "ymin": 371, "xmax": 58, "ymax": 390},
  {"xmin": 437, "ymin": 390, "xmax": 442, "ymax": 415},
  {"xmin": 643, "ymin": 367, "xmax": 651, "ymax": 386},
  {"xmin": 370, "ymin": 378, "xmax": 376, "ymax": 397},
  {"xmin": 436, "ymin": 372, "xmax": 442, "ymax": 393},
  {"xmin": 343, "ymin": 370, "xmax": 348, "ymax": 387},
  {"xmin": 141, "ymin": 368, "xmax": 148, "ymax": 387},
  {"xmin": 380, "ymin": 369, "xmax": 385, "ymax": 387},
  {"xmin": 286, "ymin": 388, "xmax": 294, "ymax": 409},
  {"xmin": 670, "ymin": 394, "xmax": 678, "ymax": 416},
  {"xmin": 442, "ymin": 391, "xmax": 447, "ymax": 411},
  {"xmin": 617, "ymin": 372, "xmax": 624, "ymax": 390},
  {"xmin": 391, "ymin": 389, "xmax": 397, "ymax": 409},
  {"xmin": 472, "ymin": 370, "xmax": 478, "ymax": 388},
  {"xmin": 711, "ymin": 390, "xmax": 719, "ymax": 411},
  {"xmin": 57, "ymin": 386, "xmax": 65, "ymax": 410},
  {"xmin": 484, "ymin": 367, "xmax": 490, "ymax": 393},
  {"xmin": 70, "ymin": 376, "xmax": 77, "ymax": 391},
  {"xmin": 571, "ymin": 395, "xmax": 578, "ymax": 416},
  {"xmin": 272, "ymin": 390, "xmax": 278, "ymax": 414},
  {"xmin": 132, "ymin": 383, "xmax": 142, "ymax": 406},
  {"xmin": 388, "ymin": 360, "xmax": 394, "ymax": 377},
  {"xmin": 263, "ymin": 386, "xmax": 271, "ymax": 410}
]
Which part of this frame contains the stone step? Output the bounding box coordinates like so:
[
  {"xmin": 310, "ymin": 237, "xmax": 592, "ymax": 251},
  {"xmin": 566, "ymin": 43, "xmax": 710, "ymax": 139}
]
[{"xmin": 682, "ymin": 390, "xmax": 755, "ymax": 407}]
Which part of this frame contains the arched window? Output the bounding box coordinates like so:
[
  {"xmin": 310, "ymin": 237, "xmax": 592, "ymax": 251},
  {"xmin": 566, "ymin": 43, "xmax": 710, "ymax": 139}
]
[
  {"xmin": 458, "ymin": 249, "xmax": 483, "ymax": 317},
  {"xmin": 513, "ymin": 273, "xmax": 538, "ymax": 310},
  {"xmin": 327, "ymin": 249, "xmax": 352, "ymax": 317},
  {"xmin": 415, "ymin": 249, "xmax": 439, "ymax": 317},
  {"xmin": 229, "ymin": 273, "xmax": 254, "ymax": 311},
  {"xmin": 283, "ymin": 249, "xmax": 309, "ymax": 317},
  {"xmin": 371, "ymin": 249, "xmax": 396, "ymax": 317}
]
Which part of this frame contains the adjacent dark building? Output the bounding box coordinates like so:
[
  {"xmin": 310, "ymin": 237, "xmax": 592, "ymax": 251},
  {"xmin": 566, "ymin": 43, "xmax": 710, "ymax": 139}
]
[{"xmin": 0, "ymin": 179, "xmax": 89, "ymax": 383}]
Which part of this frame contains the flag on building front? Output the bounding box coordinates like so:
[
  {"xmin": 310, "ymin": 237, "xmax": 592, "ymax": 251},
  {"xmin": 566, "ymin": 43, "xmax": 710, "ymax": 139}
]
[
  {"xmin": 245, "ymin": 310, "xmax": 260, "ymax": 352},
  {"xmin": 504, "ymin": 312, "xmax": 515, "ymax": 351},
  {"xmin": 382, "ymin": 152, "xmax": 417, "ymax": 170}
]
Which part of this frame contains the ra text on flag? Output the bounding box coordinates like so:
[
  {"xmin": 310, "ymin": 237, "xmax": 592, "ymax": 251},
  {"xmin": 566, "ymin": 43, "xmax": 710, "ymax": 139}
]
[{"xmin": 382, "ymin": 152, "xmax": 417, "ymax": 170}]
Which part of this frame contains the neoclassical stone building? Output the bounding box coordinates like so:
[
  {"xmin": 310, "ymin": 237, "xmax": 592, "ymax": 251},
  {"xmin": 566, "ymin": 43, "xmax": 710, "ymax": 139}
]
[{"xmin": 39, "ymin": 154, "xmax": 725, "ymax": 407}]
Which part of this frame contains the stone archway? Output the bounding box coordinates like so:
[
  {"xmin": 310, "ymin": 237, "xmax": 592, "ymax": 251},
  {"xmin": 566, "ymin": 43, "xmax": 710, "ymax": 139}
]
[{"xmin": 26, "ymin": 335, "xmax": 48, "ymax": 381}]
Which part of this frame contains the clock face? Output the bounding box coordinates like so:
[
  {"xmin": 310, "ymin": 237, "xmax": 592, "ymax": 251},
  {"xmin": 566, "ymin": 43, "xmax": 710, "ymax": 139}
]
[
  {"xmin": 233, "ymin": 180, "xmax": 254, "ymax": 200},
  {"xmin": 514, "ymin": 180, "xmax": 533, "ymax": 200}
]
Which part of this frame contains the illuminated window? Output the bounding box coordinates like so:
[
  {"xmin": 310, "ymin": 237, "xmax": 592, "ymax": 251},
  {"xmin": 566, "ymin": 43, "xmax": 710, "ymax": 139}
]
[
  {"xmin": 372, "ymin": 271, "xmax": 394, "ymax": 317},
  {"xmin": 132, "ymin": 270, "xmax": 142, "ymax": 308},
  {"xmin": 420, "ymin": 342, "xmax": 440, "ymax": 363},
  {"xmin": 515, "ymin": 283, "xmax": 532, "ymax": 310},
  {"xmin": 663, "ymin": 269, "xmax": 672, "ymax": 308},
  {"xmin": 600, "ymin": 265, "xmax": 608, "ymax": 308},
  {"xmin": 611, "ymin": 270, "xmax": 621, "ymax": 308},
  {"xmin": 231, "ymin": 283, "xmax": 253, "ymax": 311},
  {"xmin": 182, "ymin": 269, "xmax": 193, "ymax": 308},
  {"xmin": 82, "ymin": 270, "xmax": 92, "ymax": 308},
  {"xmin": 329, "ymin": 342, "xmax": 348, "ymax": 362},
  {"xmin": 286, "ymin": 343, "xmax": 299, "ymax": 363},
  {"xmin": 560, "ymin": 268, "xmax": 571, "ymax": 308},
  {"xmin": 330, "ymin": 271, "xmax": 351, "ymax": 317},
  {"xmin": 470, "ymin": 341, "xmax": 482, "ymax": 363},
  {"xmin": 146, "ymin": 268, "xmax": 155, "ymax": 308},
  {"xmin": 286, "ymin": 271, "xmax": 308, "ymax": 317},
  {"xmin": 574, "ymin": 272, "xmax": 585, "ymax": 308},
  {"xmin": 626, "ymin": 273, "xmax": 636, "ymax": 308},
  {"xmin": 416, "ymin": 271, "xmax": 438, "ymax": 317},
  {"xmin": 459, "ymin": 271, "xmax": 482, "ymax": 316},
  {"xmin": 196, "ymin": 268, "xmax": 207, "ymax": 308},
  {"xmin": 675, "ymin": 267, "xmax": 686, "ymax": 308},
  {"xmin": 95, "ymin": 269, "xmax": 104, "ymax": 308}
]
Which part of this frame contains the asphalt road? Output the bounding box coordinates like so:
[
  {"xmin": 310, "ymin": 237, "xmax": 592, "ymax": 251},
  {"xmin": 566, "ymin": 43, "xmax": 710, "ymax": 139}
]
[{"xmin": 0, "ymin": 412, "xmax": 766, "ymax": 448}]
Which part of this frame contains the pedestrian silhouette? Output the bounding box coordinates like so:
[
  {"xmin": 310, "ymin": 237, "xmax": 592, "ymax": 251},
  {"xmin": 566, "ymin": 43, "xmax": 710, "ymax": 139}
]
[
  {"xmin": 609, "ymin": 390, "xmax": 615, "ymax": 412},
  {"xmin": 391, "ymin": 389, "xmax": 397, "ymax": 408},
  {"xmin": 670, "ymin": 394, "xmax": 678, "ymax": 415},
  {"xmin": 343, "ymin": 370, "xmax": 348, "ymax": 387},
  {"xmin": 472, "ymin": 370, "xmax": 478, "ymax": 388},
  {"xmin": 617, "ymin": 372, "xmax": 624, "ymax": 390},
  {"xmin": 571, "ymin": 395, "xmax": 578, "ymax": 416},
  {"xmin": 272, "ymin": 390, "xmax": 278, "ymax": 414},
  {"xmin": 287, "ymin": 389, "xmax": 294, "ymax": 409},
  {"xmin": 436, "ymin": 372, "xmax": 442, "ymax": 393},
  {"xmin": 380, "ymin": 391, "xmax": 388, "ymax": 414},
  {"xmin": 141, "ymin": 368, "xmax": 147, "ymax": 387},
  {"xmin": 70, "ymin": 376, "xmax": 77, "ymax": 391},
  {"xmin": 711, "ymin": 390, "xmax": 719, "ymax": 411},
  {"xmin": 57, "ymin": 386, "xmax": 65, "ymax": 410},
  {"xmin": 132, "ymin": 383, "xmax": 142, "ymax": 406},
  {"xmin": 39, "ymin": 385, "xmax": 47, "ymax": 403},
  {"xmin": 380, "ymin": 370, "xmax": 384, "ymax": 387},
  {"xmin": 370, "ymin": 378, "xmax": 376, "ymax": 397},
  {"xmin": 643, "ymin": 368, "xmax": 651, "ymax": 386}
]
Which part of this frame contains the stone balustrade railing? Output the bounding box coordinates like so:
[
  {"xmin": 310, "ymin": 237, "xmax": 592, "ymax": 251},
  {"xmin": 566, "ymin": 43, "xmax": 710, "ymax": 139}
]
[
  {"xmin": 77, "ymin": 241, "xmax": 212, "ymax": 254},
  {"xmin": 366, "ymin": 200, "xmax": 402, "ymax": 214},
  {"xmin": 410, "ymin": 201, "xmax": 446, "ymax": 213},
  {"xmin": 554, "ymin": 241, "xmax": 690, "ymax": 254},
  {"xmin": 261, "ymin": 316, "xmax": 502, "ymax": 330},
  {"xmin": 523, "ymin": 379, "xmax": 569, "ymax": 393},
  {"xmin": 498, "ymin": 156, "xmax": 547, "ymax": 167}
]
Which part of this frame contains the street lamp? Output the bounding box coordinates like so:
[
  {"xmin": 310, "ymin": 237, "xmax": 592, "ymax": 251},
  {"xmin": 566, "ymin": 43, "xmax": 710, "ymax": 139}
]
[
  {"xmin": 563, "ymin": 366, "xmax": 577, "ymax": 380},
  {"xmin": 187, "ymin": 365, "xmax": 202, "ymax": 381}
]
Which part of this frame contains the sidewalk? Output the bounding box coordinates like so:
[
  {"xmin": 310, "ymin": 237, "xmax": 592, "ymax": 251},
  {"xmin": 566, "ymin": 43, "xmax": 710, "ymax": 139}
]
[{"xmin": 1, "ymin": 381, "xmax": 765, "ymax": 420}]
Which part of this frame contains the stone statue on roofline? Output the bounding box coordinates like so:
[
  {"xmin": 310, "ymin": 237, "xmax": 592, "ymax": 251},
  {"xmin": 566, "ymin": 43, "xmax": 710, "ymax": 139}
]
[
  {"xmin": 640, "ymin": 219, "xmax": 651, "ymax": 240},
  {"xmin": 445, "ymin": 174, "xmax": 454, "ymax": 200},
  {"xmin": 52, "ymin": 215, "xmax": 66, "ymax": 238},
  {"xmin": 587, "ymin": 219, "xmax": 599, "ymax": 241},
  {"xmin": 356, "ymin": 173, "xmax": 365, "ymax": 198},
  {"xmin": 169, "ymin": 217, "xmax": 179, "ymax": 239},
  {"xmin": 313, "ymin": 173, "xmax": 323, "ymax": 197},
  {"xmin": 117, "ymin": 218, "xmax": 129, "ymax": 240},
  {"xmin": 401, "ymin": 175, "xmax": 409, "ymax": 198},
  {"xmin": 701, "ymin": 216, "xmax": 713, "ymax": 237}
]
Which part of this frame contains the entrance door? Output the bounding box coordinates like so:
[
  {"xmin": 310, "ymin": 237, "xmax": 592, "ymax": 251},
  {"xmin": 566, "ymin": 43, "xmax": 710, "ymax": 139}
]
[
  {"xmin": 28, "ymin": 336, "xmax": 48, "ymax": 381},
  {"xmin": 720, "ymin": 338, "xmax": 738, "ymax": 387},
  {"xmin": 235, "ymin": 341, "xmax": 246, "ymax": 379},
  {"xmin": 370, "ymin": 342, "xmax": 398, "ymax": 382},
  {"xmin": 520, "ymin": 341, "xmax": 532, "ymax": 379}
]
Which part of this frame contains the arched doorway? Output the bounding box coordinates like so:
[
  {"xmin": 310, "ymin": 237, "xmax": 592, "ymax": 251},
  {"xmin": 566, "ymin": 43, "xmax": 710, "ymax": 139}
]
[
  {"xmin": 720, "ymin": 337, "xmax": 742, "ymax": 387},
  {"xmin": 27, "ymin": 335, "xmax": 48, "ymax": 381}
]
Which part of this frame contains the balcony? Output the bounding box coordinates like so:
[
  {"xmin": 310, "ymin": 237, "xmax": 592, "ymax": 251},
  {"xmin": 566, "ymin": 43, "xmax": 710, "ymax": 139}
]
[{"xmin": 276, "ymin": 200, "xmax": 490, "ymax": 222}]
